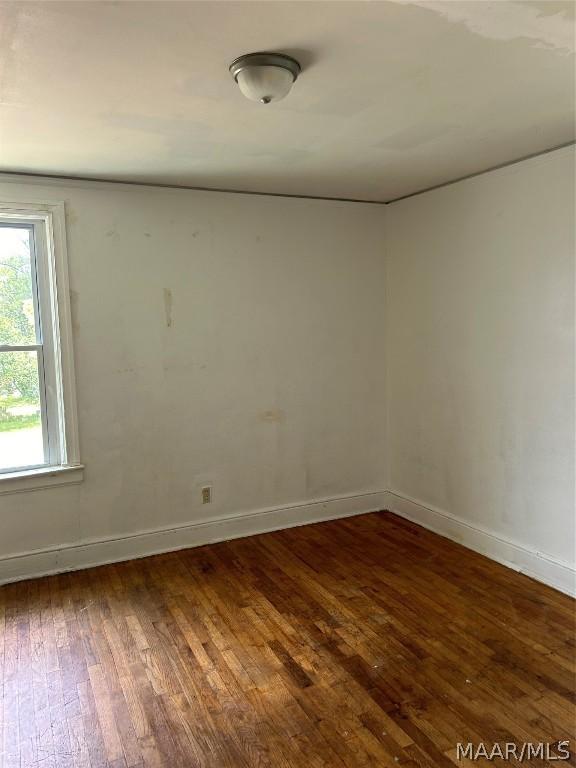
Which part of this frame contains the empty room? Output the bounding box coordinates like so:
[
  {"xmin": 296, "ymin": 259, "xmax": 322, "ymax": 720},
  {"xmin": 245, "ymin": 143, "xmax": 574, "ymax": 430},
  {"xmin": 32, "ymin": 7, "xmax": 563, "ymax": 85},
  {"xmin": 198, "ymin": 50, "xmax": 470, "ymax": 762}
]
[{"xmin": 0, "ymin": 1, "xmax": 574, "ymax": 766}]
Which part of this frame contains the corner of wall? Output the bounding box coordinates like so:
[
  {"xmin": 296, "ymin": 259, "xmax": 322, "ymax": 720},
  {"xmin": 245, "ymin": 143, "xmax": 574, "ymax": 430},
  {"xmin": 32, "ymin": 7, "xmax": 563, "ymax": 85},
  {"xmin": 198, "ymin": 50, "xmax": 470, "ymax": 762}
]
[{"xmin": 382, "ymin": 202, "xmax": 392, "ymax": 493}]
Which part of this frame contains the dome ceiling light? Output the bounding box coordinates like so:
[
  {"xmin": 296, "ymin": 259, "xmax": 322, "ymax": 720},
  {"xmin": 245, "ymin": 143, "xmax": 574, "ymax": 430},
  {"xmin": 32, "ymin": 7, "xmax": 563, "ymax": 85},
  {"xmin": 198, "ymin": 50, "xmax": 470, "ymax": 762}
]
[{"xmin": 229, "ymin": 52, "xmax": 301, "ymax": 104}]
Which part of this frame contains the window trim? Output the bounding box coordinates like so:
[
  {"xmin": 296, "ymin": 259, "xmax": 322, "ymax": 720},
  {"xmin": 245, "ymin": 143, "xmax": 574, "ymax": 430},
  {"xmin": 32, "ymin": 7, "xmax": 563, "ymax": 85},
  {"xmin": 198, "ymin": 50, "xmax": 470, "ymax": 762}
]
[{"xmin": 0, "ymin": 198, "xmax": 82, "ymax": 492}]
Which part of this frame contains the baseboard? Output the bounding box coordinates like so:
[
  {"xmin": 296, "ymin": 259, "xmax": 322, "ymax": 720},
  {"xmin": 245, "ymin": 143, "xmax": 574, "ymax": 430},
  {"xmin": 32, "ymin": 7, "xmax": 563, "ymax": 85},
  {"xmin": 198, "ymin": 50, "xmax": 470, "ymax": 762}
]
[
  {"xmin": 2, "ymin": 488, "xmax": 573, "ymax": 596},
  {"xmin": 0, "ymin": 490, "xmax": 389, "ymax": 586},
  {"xmin": 384, "ymin": 490, "xmax": 576, "ymax": 598}
]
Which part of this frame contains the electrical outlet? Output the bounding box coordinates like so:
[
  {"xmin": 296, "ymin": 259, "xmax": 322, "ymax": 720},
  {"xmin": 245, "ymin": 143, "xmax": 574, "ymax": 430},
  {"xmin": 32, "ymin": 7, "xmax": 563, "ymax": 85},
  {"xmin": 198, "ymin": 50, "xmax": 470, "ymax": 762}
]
[{"xmin": 201, "ymin": 486, "xmax": 212, "ymax": 504}]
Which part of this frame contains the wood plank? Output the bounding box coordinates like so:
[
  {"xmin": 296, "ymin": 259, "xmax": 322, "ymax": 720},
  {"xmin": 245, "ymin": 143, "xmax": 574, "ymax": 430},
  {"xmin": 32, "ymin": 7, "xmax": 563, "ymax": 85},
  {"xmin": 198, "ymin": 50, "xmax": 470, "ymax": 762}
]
[{"xmin": 0, "ymin": 512, "xmax": 573, "ymax": 767}]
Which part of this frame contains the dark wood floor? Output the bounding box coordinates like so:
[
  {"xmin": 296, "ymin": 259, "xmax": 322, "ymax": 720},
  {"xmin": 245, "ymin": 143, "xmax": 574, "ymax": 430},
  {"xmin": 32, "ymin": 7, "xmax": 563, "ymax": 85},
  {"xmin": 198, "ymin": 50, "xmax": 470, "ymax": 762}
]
[{"xmin": 0, "ymin": 511, "xmax": 574, "ymax": 768}]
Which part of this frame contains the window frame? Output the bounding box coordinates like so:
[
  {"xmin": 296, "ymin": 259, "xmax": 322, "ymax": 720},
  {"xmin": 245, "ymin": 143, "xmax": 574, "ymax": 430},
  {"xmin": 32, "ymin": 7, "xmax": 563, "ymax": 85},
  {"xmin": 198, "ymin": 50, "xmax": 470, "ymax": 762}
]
[{"xmin": 0, "ymin": 199, "xmax": 82, "ymax": 493}]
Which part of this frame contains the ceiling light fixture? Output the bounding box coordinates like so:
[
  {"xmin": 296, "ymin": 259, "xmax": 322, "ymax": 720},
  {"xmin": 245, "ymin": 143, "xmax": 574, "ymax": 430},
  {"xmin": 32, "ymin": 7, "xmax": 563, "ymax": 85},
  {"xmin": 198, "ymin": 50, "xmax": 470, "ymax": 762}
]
[{"xmin": 229, "ymin": 52, "xmax": 301, "ymax": 104}]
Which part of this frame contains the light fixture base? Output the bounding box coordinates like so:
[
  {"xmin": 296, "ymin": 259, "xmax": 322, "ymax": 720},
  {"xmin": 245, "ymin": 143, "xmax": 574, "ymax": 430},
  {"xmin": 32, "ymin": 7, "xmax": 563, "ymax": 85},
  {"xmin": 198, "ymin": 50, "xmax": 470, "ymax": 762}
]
[{"xmin": 229, "ymin": 52, "xmax": 301, "ymax": 84}]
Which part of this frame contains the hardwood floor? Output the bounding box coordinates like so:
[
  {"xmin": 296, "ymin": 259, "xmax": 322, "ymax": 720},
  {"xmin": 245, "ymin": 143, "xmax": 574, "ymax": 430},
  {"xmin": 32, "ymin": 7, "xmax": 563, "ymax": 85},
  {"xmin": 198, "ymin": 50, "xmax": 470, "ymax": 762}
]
[{"xmin": 0, "ymin": 511, "xmax": 574, "ymax": 768}]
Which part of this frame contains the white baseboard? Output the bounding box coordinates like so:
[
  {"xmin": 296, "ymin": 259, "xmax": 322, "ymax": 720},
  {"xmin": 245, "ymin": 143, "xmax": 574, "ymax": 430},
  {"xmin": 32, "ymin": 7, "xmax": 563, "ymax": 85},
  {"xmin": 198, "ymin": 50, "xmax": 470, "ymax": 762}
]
[
  {"xmin": 384, "ymin": 490, "xmax": 576, "ymax": 598},
  {"xmin": 0, "ymin": 490, "xmax": 389, "ymax": 586},
  {"xmin": 2, "ymin": 488, "xmax": 574, "ymax": 598}
]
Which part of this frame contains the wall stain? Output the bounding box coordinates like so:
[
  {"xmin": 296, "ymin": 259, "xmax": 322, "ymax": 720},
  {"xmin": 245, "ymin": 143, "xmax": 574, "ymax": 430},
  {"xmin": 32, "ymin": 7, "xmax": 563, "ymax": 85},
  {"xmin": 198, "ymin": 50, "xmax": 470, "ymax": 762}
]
[
  {"xmin": 69, "ymin": 289, "xmax": 80, "ymax": 333},
  {"xmin": 259, "ymin": 409, "xmax": 285, "ymax": 424},
  {"xmin": 163, "ymin": 288, "xmax": 173, "ymax": 328}
]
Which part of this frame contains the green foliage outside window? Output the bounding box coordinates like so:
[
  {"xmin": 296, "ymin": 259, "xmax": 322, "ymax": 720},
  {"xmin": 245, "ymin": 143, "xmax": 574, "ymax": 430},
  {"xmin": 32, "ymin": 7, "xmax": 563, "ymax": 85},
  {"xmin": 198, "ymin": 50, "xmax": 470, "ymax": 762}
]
[{"xmin": 0, "ymin": 230, "xmax": 41, "ymax": 425}]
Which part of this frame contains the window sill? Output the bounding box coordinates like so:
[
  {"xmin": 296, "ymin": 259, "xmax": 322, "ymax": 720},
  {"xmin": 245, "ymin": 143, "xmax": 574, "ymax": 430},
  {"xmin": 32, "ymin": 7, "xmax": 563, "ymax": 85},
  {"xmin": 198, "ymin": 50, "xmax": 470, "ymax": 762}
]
[{"xmin": 0, "ymin": 464, "xmax": 84, "ymax": 495}]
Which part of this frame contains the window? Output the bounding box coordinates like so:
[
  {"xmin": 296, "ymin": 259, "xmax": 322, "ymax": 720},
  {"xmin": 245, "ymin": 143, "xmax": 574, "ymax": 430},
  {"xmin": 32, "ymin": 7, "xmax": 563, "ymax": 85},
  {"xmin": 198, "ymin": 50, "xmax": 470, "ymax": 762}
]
[{"xmin": 0, "ymin": 200, "xmax": 81, "ymax": 492}]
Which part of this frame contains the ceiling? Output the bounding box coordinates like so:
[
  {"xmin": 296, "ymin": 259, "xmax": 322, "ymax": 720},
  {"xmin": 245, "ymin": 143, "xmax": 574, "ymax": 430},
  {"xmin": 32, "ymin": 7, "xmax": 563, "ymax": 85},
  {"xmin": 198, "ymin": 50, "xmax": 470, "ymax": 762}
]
[{"xmin": 0, "ymin": 0, "xmax": 574, "ymax": 202}]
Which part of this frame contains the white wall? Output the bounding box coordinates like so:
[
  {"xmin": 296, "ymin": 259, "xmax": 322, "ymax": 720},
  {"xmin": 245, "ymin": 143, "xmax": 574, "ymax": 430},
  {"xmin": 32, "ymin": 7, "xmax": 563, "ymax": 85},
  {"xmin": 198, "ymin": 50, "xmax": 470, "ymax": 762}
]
[
  {"xmin": 0, "ymin": 177, "xmax": 388, "ymax": 576},
  {"xmin": 1, "ymin": 147, "xmax": 574, "ymax": 594},
  {"xmin": 386, "ymin": 146, "xmax": 575, "ymax": 592}
]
